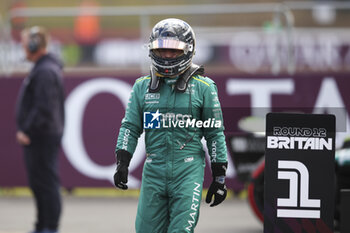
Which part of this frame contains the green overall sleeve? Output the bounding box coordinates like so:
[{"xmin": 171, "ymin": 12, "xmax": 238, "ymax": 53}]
[
  {"xmin": 116, "ymin": 79, "xmax": 144, "ymax": 156},
  {"xmin": 201, "ymin": 81, "xmax": 227, "ymax": 163}
]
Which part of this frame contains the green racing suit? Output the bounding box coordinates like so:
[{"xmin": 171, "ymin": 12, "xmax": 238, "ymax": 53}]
[{"xmin": 115, "ymin": 73, "xmax": 227, "ymax": 233}]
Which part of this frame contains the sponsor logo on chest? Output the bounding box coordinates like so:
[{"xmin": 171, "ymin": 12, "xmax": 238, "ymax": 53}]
[
  {"xmin": 145, "ymin": 93, "xmax": 160, "ymax": 100},
  {"xmin": 145, "ymin": 93, "xmax": 160, "ymax": 104}
]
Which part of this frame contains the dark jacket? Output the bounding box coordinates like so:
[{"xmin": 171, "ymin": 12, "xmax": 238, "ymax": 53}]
[{"xmin": 16, "ymin": 53, "xmax": 65, "ymax": 137}]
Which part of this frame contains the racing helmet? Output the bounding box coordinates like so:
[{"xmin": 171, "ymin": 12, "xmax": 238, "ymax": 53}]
[{"xmin": 148, "ymin": 18, "xmax": 196, "ymax": 77}]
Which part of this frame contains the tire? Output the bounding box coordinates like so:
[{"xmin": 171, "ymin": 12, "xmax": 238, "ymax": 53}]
[{"xmin": 247, "ymin": 161, "xmax": 265, "ymax": 223}]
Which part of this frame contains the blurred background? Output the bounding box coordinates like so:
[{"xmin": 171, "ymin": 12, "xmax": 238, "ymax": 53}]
[
  {"xmin": 1, "ymin": 0, "xmax": 350, "ymax": 232},
  {"xmin": 1, "ymin": 0, "xmax": 350, "ymax": 75}
]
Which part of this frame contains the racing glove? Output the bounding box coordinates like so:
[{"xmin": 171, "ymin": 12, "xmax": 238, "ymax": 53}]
[
  {"xmin": 206, "ymin": 162, "xmax": 228, "ymax": 207},
  {"xmin": 113, "ymin": 149, "xmax": 132, "ymax": 190}
]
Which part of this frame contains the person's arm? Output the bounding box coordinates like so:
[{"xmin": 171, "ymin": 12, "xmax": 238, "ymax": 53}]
[
  {"xmin": 21, "ymin": 69, "xmax": 57, "ymax": 135},
  {"xmin": 202, "ymin": 81, "xmax": 227, "ymax": 163},
  {"xmin": 201, "ymin": 80, "xmax": 228, "ymax": 207},
  {"xmin": 114, "ymin": 80, "xmax": 143, "ymax": 189}
]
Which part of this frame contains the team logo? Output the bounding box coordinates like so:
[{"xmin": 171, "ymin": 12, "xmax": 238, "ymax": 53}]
[{"xmin": 143, "ymin": 109, "xmax": 162, "ymax": 129}]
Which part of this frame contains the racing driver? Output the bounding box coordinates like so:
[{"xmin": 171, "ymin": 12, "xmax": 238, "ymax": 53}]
[{"xmin": 113, "ymin": 18, "xmax": 228, "ymax": 233}]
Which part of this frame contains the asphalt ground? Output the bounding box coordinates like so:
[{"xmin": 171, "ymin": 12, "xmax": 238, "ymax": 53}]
[{"xmin": 0, "ymin": 196, "xmax": 263, "ymax": 233}]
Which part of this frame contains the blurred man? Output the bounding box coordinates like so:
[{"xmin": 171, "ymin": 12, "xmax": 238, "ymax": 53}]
[
  {"xmin": 74, "ymin": 0, "xmax": 100, "ymax": 64},
  {"xmin": 113, "ymin": 18, "xmax": 228, "ymax": 232},
  {"xmin": 16, "ymin": 26, "xmax": 65, "ymax": 233}
]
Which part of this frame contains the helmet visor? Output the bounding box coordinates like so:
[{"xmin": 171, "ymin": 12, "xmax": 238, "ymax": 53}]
[{"xmin": 148, "ymin": 38, "xmax": 193, "ymax": 54}]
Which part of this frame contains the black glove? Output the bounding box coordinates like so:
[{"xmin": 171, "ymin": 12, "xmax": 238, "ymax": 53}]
[
  {"xmin": 113, "ymin": 150, "xmax": 132, "ymax": 190},
  {"xmin": 206, "ymin": 162, "xmax": 228, "ymax": 207}
]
